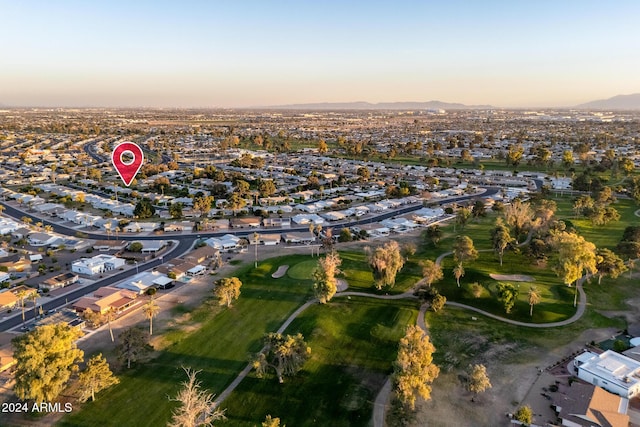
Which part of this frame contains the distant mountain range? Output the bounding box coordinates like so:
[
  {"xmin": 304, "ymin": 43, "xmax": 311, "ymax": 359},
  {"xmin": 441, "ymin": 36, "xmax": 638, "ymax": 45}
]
[
  {"xmin": 262, "ymin": 101, "xmax": 494, "ymax": 110},
  {"xmin": 575, "ymin": 93, "xmax": 640, "ymax": 110}
]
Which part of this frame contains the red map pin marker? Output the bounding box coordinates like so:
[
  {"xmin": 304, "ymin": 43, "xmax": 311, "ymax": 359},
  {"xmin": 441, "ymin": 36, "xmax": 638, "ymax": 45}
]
[{"xmin": 112, "ymin": 142, "xmax": 144, "ymax": 187}]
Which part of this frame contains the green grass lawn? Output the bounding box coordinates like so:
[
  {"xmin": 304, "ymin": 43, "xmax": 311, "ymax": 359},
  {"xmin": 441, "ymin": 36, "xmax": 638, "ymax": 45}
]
[
  {"xmin": 59, "ymin": 192, "xmax": 638, "ymax": 426},
  {"xmin": 60, "ymin": 255, "xmax": 316, "ymax": 427},
  {"xmin": 339, "ymin": 250, "xmax": 422, "ymax": 294},
  {"xmin": 221, "ymin": 296, "xmax": 418, "ymax": 427}
]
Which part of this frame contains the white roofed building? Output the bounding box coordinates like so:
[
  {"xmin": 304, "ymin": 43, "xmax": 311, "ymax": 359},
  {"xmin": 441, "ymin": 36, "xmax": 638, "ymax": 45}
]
[{"xmin": 574, "ymin": 350, "xmax": 640, "ymax": 399}]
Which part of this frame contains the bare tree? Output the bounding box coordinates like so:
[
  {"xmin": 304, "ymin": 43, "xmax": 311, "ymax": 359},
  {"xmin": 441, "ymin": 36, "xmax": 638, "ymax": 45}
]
[{"xmin": 168, "ymin": 367, "xmax": 226, "ymax": 427}]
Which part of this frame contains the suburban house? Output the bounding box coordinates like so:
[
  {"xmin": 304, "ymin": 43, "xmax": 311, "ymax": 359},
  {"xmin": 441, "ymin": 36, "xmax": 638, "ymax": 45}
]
[
  {"xmin": 574, "ymin": 350, "xmax": 640, "ymax": 398},
  {"xmin": 137, "ymin": 240, "xmax": 167, "ymax": 254},
  {"xmin": 0, "ymin": 290, "xmax": 18, "ymax": 311},
  {"xmin": 184, "ymin": 245, "xmax": 219, "ymax": 265},
  {"xmin": 115, "ymin": 271, "xmax": 172, "ymax": 294},
  {"xmin": 73, "ymin": 286, "xmax": 138, "ymax": 314},
  {"xmin": 262, "ymin": 217, "xmax": 291, "ymax": 228},
  {"xmin": 40, "ymin": 272, "xmax": 79, "ymax": 291},
  {"xmin": 92, "ymin": 240, "xmax": 127, "ymax": 252},
  {"xmin": 230, "ymin": 217, "xmax": 262, "ymax": 228},
  {"xmin": 12, "ymin": 228, "xmax": 32, "ymax": 240},
  {"xmin": 72, "ymin": 255, "xmax": 126, "ymax": 276},
  {"xmin": 204, "ymin": 234, "xmax": 242, "ymax": 252},
  {"xmin": 553, "ymin": 382, "xmax": 629, "ymax": 427},
  {"xmin": 27, "ymin": 232, "xmax": 58, "ymax": 246},
  {"xmin": 168, "ymin": 260, "xmax": 199, "ymax": 280},
  {"xmin": 281, "ymin": 232, "xmax": 314, "ymax": 244}
]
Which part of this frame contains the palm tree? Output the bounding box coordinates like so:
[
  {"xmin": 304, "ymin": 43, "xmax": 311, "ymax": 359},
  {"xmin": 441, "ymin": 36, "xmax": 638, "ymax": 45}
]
[
  {"xmin": 104, "ymin": 222, "xmax": 112, "ymax": 240},
  {"xmin": 21, "ymin": 216, "xmax": 33, "ymax": 227},
  {"xmin": 528, "ymin": 287, "xmax": 541, "ymax": 316},
  {"xmin": 16, "ymin": 289, "xmax": 28, "ymax": 325},
  {"xmin": 453, "ymin": 264, "xmax": 465, "ymax": 287},
  {"xmin": 44, "ymin": 224, "xmax": 53, "ymax": 233},
  {"xmin": 31, "ymin": 292, "xmax": 38, "ymax": 319},
  {"xmin": 105, "ymin": 308, "xmax": 116, "ymax": 342},
  {"xmin": 143, "ymin": 297, "xmax": 160, "ymax": 336}
]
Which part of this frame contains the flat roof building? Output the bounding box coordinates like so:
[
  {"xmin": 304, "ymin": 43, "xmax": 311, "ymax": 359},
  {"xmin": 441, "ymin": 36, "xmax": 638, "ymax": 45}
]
[{"xmin": 574, "ymin": 350, "xmax": 640, "ymax": 399}]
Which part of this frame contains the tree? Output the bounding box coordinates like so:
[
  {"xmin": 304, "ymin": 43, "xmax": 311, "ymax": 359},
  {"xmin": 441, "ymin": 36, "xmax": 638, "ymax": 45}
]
[
  {"xmin": 548, "ymin": 231, "xmax": 597, "ymax": 289},
  {"xmin": 258, "ymin": 179, "xmax": 277, "ymax": 198},
  {"xmin": 213, "ymin": 277, "xmax": 242, "ymax": 308},
  {"xmin": 431, "ymin": 293, "xmax": 446, "ymax": 312},
  {"xmin": 16, "ymin": 288, "xmax": 29, "ymax": 324},
  {"xmin": 366, "ymin": 240, "xmax": 405, "ymax": 290},
  {"xmin": 420, "ymin": 259, "xmax": 443, "ymax": 288},
  {"xmin": 153, "ymin": 176, "xmax": 171, "ymax": 194},
  {"xmin": 452, "ymin": 264, "xmax": 465, "ymax": 287},
  {"xmin": 169, "ymin": 202, "xmax": 184, "ymax": 219},
  {"xmin": 143, "ymin": 297, "xmax": 160, "ymax": 335},
  {"xmin": 105, "ymin": 308, "xmax": 116, "ymax": 342},
  {"xmin": 496, "ymin": 282, "xmax": 518, "ymax": 314},
  {"xmin": 425, "ymin": 225, "xmax": 442, "ymax": 247},
  {"xmin": 312, "ymin": 252, "xmax": 342, "ymax": 304},
  {"xmin": 617, "ymin": 226, "xmax": 640, "ymax": 259},
  {"xmin": 128, "ymin": 241, "xmax": 143, "ymax": 252},
  {"xmin": 527, "ymin": 287, "xmax": 540, "ymax": 316},
  {"xmin": 77, "ymin": 353, "xmax": 119, "ymax": 402},
  {"xmin": 393, "ymin": 325, "xmax": 440, "ymax": 411},
  {"xmin": 253, "ymin": 333, "xmax": 311, "ymax": 383},
  {"xmin": 471, "ymin": 200, "xmax": 486, "ymax": 218},
  {"xmin": 134, "ymin": 199, "xmax": 156, "ymax": 219},
  {"xmin": 491, "ymin": 218, "xmax": 514, "ymax": 266},
  {"xmin": 168, "ymin": 367, "xmax": 226, "ymax": 427},
  {"xmin": 356, "ymin": 166, "xmax": 370, "ymax": 182},
  {"xmin": 117, "ymin": 327, "xmax": 150, "ymax": 369},
  {"xmin": 506, "ymin": 144, "xmax": 524, "ymax": 166},
  {"xmin": 338, "ymin": 228, "xmax": 352, "ymax": 242},
  {"xmin": 453, "ymin": 235, "xmax": 478, "ymax": 269},
  {"xmin": 227, "ymin": 192, "xmax": 246, "ymax": 211},
  {"xmin": 317, "ymin": 139, "xmax": 328, "ymax": 154},
  {"xmin": 455, "ymin": 207, "xmax": 471, "ymax": 231},
  {"xmin": 503, "ymin": 199, "xmax": 534, "ymax": 242},
  {"xmin": 193, "ymin": 195, "xmax": 214, "ymax": 217},
  {"xmin": 514, "ymin": 405, "xmax": 533, "ymax": 426},
  {"xmin": 562, "ymin": 150, "xmax": 574, "ymax": 167},
  {"xmin": 12, "ymin": 324, "xmax": 84, "ymax": 403},
  {"xmin": 262, "ymin": 415, "xmax": 284, "ymax": 427},
  {"xmin": 467, "ymin": 364, "xmax": 492, "ymax": 397},
  {"xmin": 595, "ymin": 248, "xmax": 627, "ymax": 285}
]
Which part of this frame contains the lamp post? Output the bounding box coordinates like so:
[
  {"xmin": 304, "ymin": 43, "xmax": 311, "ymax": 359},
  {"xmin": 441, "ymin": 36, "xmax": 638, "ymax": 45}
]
[
  {"xmin": 253, "ymin": 232, "xmax": 259, "ymax": 268},
  {"xmin": 135, "ymin": 261, "xmax": 139, "ymax": 274}
]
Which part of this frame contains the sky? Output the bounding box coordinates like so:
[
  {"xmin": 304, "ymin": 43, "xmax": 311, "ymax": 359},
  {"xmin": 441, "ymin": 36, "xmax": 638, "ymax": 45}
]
[{"xmin": 1, "ymin": 0, "xmax": 639, "ymax": 108}]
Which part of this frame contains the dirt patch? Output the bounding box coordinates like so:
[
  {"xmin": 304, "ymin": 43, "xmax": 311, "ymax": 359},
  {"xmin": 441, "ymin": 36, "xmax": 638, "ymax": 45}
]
[
  {"xmin": 489, "ymin": 273, "xmax": 535, "ymax": 282},
  {"xmin": 271, "ymin": 265, "xmax": 289, "ymax": 279},
  {"xmin": 411, "ymin": 327, "xmax": 618, "ymax": 427}
]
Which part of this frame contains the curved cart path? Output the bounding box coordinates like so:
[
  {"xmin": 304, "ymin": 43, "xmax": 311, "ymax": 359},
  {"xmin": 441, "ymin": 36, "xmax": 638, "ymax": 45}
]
[{"xmin": 214, "ymin": 230, "xmax": 590, "ymax": 425}]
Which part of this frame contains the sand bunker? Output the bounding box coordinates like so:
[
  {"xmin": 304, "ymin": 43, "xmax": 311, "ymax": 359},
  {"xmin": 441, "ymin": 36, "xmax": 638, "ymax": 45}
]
[
  {"xmin": 489, "ymin": 273, "xmax": 535, "ymax": 282},
  {"xmin": 271, "ymin": 265, "xmax": 289, "ymax": 278},
  {"xmin": 336, "ymin": 279, "xmax": 349, "ymax": 292}
]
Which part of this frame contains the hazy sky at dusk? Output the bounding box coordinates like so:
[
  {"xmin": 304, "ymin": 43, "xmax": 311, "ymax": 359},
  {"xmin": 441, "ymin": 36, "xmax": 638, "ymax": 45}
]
[{"xmin": 1, "ymin": 1, "xmax": 638, "ymax": 108}]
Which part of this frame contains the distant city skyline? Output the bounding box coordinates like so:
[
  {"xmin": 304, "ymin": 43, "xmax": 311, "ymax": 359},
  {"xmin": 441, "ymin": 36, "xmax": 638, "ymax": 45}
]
[{"xmin": 1, "ymin": 1, "xmax": 639, "ymax": 108}]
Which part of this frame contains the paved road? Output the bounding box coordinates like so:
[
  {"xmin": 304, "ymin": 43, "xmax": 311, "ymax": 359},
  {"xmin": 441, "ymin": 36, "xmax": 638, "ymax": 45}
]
[{"xmin": 0, "ymin": 238, "xmax": 193, "ymax": 332}]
